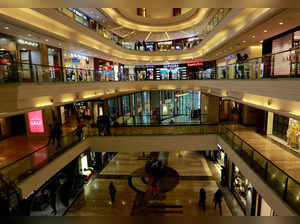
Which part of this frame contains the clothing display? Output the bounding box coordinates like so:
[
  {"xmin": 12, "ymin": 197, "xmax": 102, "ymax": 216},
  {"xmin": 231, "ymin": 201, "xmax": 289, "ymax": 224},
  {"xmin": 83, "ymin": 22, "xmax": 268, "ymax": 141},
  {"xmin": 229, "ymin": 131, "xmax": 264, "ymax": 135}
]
[{"xmin": 286, "ymin": 118, "xmax": 300, "ymax": 148}]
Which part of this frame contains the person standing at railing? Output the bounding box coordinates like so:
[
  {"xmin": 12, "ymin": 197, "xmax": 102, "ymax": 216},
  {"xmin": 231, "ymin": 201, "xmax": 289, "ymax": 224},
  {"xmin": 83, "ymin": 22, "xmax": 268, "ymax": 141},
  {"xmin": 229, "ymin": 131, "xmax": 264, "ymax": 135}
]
[
  {"xmin": 235, "ymin": 53, "xmax": 243, "ymax": 79},
  {"xmin": 242, "ymin": 54, "xmax": 249, "ymax": 79}
]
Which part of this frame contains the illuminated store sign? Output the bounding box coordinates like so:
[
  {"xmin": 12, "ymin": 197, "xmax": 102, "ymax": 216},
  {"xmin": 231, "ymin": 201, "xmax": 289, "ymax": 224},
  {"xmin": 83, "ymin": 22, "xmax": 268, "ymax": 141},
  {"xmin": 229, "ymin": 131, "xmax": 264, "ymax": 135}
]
[
  {"xmin": 163, "ymin": 64, "xmax": 179, "ymax": 68},
  {"xmin": 28, "ymin": 110, "xmax": 44, "ymax": 133},
  {"xmin": 187, "ymin": 59, "xmax": 203, "ymax": 67},
  {"xmin": 17, "ymin": 39, "xmax": 39, "ymax": 47}
]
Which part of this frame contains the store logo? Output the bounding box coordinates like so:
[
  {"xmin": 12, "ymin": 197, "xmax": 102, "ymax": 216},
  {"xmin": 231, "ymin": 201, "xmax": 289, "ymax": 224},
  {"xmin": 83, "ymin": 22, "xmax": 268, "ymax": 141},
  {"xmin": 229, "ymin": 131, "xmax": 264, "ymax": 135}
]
[{"xmin": 28, "ymin": 110, "xmax": 44, "ymax": 133}]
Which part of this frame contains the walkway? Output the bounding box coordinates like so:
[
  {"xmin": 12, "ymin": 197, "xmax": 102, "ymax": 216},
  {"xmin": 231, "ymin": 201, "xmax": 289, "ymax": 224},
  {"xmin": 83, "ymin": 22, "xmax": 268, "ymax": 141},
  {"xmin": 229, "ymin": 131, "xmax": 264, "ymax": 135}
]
[
  {"xmin": 67, "ymin": 151, "xmax": 243, "ymax": 216},
  {"xmin": 225, "ymin": 124, "xmax": 300, "ymax": 183},
  {"xmin": 0, "ymin": 116, "xmax": 89, "ymax": 169}
]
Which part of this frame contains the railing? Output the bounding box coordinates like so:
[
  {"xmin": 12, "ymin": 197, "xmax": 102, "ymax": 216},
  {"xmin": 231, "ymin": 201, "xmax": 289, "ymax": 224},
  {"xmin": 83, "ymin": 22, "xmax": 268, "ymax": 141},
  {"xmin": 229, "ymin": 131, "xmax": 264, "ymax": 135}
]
[
  {"xmin": 0, "ymin": 129, "xmax": 95, "ymax": 185},
  {"xmin": 1, "ymin": 47, "xmax": 300, "ymax": 84},
  {"xmin": 56, "ymin": 8, "xmax": 231, "ymax": 53},
  {"xmin": 218, "ymin": 125, "xmax": 300, "ymax": 215},
  {"xmin": 0, "ymin": 123, "xmax": 299, "ymax": 214},
  {"xmin": 112, "ymin": 114, "xmax": 209, "ymax": 126}
]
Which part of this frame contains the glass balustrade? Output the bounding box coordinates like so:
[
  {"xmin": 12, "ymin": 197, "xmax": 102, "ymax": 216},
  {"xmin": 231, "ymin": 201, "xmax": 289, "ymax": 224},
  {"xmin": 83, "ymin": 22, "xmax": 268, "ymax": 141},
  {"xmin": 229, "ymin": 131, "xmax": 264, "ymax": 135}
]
[
  {"xmin": 1, "ymin": 48, "xmax": 300, "ymax": 84},
  {"xmin": 0, "ymin": 124, "xmax": 299, "ymax": 214}
]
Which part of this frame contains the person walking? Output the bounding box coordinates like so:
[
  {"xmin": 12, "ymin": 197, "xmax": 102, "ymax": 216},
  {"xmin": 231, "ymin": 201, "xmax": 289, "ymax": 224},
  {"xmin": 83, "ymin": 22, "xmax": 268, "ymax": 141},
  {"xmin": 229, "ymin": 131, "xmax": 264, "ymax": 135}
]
[
  {"xmin": 54, "ymin": 122, "xmax": 62, "ymax": 148},
  {"xmin": 109, "ymin": 181, "xmax": 117, "ymax": 203},
  {"xmin": 47, "ymin": 124, "xmax": 56, "ymax": 146},
  {"xmin": 214, "ymin": 189, "xmax": 223, "ymax": 216},
  {"xmin": 198, "ymin": 188, "xmax": 206, "ymax": 211},
  {"xmin": 75, "ymin": 124, "xmax": 83, "ymax": 140}
]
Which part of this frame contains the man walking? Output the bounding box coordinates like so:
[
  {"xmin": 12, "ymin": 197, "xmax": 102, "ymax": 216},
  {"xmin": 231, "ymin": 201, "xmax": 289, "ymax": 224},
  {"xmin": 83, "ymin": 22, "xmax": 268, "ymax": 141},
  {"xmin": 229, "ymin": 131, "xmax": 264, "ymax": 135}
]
[
  {"xmin": 47, "ymin": 124, "xmax": 56, "ymax": 146},
  {"xmin": 109, "ymin": 181, "xmax": 117, "ymax": 204},
  {"xmin": 214, "ymin": 189, "xmax": 223, "ymax": 216},
  {"xmin": 198, "ymin": 188, "xmax": 206, "ymax": 211}
]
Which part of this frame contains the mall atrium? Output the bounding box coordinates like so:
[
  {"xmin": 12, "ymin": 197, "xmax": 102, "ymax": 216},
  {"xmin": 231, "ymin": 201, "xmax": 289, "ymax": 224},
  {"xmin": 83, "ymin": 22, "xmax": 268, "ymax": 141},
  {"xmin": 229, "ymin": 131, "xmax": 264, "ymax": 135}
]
[{"xmin": 0, "ymin": 7, "xmax": 300, "ymax": 216}]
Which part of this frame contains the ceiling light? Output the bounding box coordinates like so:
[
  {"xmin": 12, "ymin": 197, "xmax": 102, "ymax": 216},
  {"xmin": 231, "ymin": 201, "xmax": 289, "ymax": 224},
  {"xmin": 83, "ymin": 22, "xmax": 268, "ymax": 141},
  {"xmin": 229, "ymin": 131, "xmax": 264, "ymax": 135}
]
[
  {"xmin": 260, "ymin": 40, "xmax": 263, "ymax": 43},
  {"xmin": 28, "ymin": 34, "xmax": 31, "ymax": 37},
  {"xmin": 45, "ymin": 39, "xmax": 48, "ymax": 41},
  {"xmin": 242, "ymin": 40, "xmax": 246, "ymax": 43},
  {"xmin": 279, "ymin": 22, "xmax": 283, "ymax": 25},
  {"xmin": 264, "ymin": 30, "xmax": 268, "ymax": 33},
  {"xmin": 4, "ymin": 26, "xmax": 9, "ymax": 29},
  {"xmin": 58, "ymin": 43, "xmax": 62, "ymax": 46},
  {"xmin": 252, "ymin": 35, "xmax": 255, "ymax": 38}
]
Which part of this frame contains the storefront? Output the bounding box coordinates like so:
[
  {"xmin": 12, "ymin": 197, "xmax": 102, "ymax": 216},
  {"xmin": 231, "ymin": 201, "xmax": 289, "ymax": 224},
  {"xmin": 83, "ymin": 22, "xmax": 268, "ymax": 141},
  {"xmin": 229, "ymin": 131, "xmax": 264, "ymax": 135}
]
[
  {"xmin": 157, "ymin": 41, "xmax": 173, "ymax": 51},
  {"xmin": 267, "ymin": 112, "xmax": 300, "ymax": 153},
  {"xmin": 231, "ymin": 163, "xmax": 256, "ymax": 215},
  {"xmin": 74, "ymin": 102, "xmax": 92, "ymax": 120},
  {"xmin": 0, "ymin": 33, "xmax": 17, "ymax": 82},
  {"xmin": 28, "ymin": 149, "xmax": 96, "ymax": 216},
  {"xmin": 124, "ymin": 65, "xmax": 136, "ymax": 81},
  {"xmin": 186, "ymin": 60, "xmax": 203, "ymax": 80},
  {"xmin": 64, "ymin": 52, "xmax": 94, "ymax": 82},
  {"xmin": 262, "ymin": 27, "xmax": 300, "ymax": 77},
  {"xmin": 135, "ymin": 65, "xmax": 147, "ymax": 80},
  {"xmin": 155, "ymin": 64, "xmax": 186, "ymax": 80},
  {"xmin": 17, "ymin": 38, "xmax": 41, "ymax": 82}
]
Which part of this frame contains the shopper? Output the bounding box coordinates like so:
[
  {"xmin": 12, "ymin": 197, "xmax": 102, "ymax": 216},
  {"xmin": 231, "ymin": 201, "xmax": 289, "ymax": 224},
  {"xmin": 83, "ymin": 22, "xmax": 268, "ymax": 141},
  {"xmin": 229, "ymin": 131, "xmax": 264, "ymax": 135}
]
[
  {"xmin": 103, "ymin": 115, "xmax": 111, "ymax": 136},
  {"xmin": 214, "ymin": 189, "xmax": 223, "ymax": 216},
  {"xmin": 54, "ymin": 122, "xmax": 62, "ymax": 148},
  {"xmin": 75, "ymin": 124, "xmax": 83, "ymax": 140},
  {"xmin": 198, "ymin": 188, "xmax": 206, "ymax": 211},
  {"xmin": 235, "ymin": 53, "xmax": 243, "ymax": 79},
  {"xmin": 96, "ymin": 116, "xmax": 104, "ymax": 136},
  {"xmin": 243, "ymin": 53, "xmax": 249, "ymax": 79},
  {"xmin": 109, "ymin": 181, "xmax": 117, "ymax": 203},
  {"xmin": 47, "ymin": 124, "xmax": 56, "ymax": 146}
]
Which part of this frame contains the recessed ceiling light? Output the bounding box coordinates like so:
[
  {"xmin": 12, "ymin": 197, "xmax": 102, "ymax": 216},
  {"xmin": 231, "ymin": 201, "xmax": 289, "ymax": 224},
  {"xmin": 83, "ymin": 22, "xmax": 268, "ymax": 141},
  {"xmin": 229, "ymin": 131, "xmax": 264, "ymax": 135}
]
[
  {"xmin": 252, "ymin": 35, "xmax": 255, "ymax": 38},
  {"xmin": 242, "ymin": 40, "xmax": 246, "ymax": 43},
  {"xmin": 264, "ymin": 30, "xmax": 268, "ymax": 33},
  {"xmin": 58, "ymin": 43, "xmax": 62, "ymax": 46},
  {"xmin": 45, "ymin": 39, "xmax": 48, "ymax": 41},
  {"xmin": 4, "ymin": 26, "xmax": 9, "ymax": 29},
  {"xmin": 28, "ymin": 34, "xmax": 31, "ymax": 37},
  {"xmin": 279, "ymin": 22, "xmax": 283, "ymax": 25},
  {"xmin": 260, "ymin": 40, "xmax": 263, "ymax": 43}
]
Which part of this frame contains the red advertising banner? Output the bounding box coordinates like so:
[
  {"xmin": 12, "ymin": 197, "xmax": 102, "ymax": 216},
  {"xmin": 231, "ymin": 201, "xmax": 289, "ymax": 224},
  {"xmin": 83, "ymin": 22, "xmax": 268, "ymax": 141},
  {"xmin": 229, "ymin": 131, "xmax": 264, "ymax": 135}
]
[
  {"xmin": 187, "ymin": 59, "xmax": 203, "ymax": 67},
  {"xmin": 28, "ymin": 110, "xmax": 45, "ymax": 133}
]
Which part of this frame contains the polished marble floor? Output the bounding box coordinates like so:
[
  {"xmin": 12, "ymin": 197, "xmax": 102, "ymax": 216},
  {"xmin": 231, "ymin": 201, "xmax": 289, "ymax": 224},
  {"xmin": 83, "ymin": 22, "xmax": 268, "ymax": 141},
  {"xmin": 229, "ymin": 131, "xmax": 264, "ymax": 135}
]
[
  {"xmin": 0, "ymin": 116, "xmax": 88, "ymax": 169},
  {"xmin": 67, "ymin": 152, "xmax": 241, "ymax": 216},
  {"xmin": 226, "ymin": 124, "xmax": 300, "ymax": 182}
]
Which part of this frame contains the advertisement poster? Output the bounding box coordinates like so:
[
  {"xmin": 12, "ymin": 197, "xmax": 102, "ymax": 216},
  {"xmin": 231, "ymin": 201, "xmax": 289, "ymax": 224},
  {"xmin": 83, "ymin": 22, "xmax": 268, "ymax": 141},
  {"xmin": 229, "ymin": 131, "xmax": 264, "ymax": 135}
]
[{"xmin": 28, "ymin": 110, "xmax": 44, "ymax": 133}]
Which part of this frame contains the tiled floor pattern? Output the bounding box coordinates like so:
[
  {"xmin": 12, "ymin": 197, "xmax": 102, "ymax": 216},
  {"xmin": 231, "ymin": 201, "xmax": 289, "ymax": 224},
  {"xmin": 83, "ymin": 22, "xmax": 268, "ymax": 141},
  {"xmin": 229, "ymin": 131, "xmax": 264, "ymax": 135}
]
[{"xmin": 67, "ymin": 151, "xmax": 242, "ymax": 216}]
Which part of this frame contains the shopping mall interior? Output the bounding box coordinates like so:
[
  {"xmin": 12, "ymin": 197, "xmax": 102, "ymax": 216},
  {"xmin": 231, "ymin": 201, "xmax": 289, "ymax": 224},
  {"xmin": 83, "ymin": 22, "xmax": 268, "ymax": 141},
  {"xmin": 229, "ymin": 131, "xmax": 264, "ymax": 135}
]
[{"xmin": 1, "ymin": 6, "xmax": 300, "ymax": 217}]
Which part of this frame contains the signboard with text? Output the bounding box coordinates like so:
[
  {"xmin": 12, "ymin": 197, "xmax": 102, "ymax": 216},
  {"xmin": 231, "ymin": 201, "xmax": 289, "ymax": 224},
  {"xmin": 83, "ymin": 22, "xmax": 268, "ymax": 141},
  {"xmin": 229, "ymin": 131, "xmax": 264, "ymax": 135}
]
[{"xmin": 28, "ymin": 110, "xmax": 44, "ymax": 133}]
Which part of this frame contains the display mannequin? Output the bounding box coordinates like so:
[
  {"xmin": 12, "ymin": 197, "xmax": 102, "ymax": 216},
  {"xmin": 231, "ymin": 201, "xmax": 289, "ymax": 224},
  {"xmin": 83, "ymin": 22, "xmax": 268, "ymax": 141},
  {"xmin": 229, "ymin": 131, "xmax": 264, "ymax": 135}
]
[{"xmin": 287, "ymin": 119, "xmax": 300, "ymax": 148}]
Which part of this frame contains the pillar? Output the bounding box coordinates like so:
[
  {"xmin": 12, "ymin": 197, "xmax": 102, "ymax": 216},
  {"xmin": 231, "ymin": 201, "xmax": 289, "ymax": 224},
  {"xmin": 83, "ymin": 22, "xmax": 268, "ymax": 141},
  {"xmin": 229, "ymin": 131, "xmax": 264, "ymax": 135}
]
[
  {"xmin": 201, "ymin": 93, "xmax": 220, "ymax": 123},
  {"xmin": 267, "ymin": 112, "xmax": 274, "ymax": 135}
]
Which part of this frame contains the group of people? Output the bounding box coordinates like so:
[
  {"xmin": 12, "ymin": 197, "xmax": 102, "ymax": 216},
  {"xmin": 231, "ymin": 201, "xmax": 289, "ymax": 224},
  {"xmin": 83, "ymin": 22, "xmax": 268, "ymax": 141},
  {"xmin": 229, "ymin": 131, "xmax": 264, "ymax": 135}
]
[
  {"xmin": 235, "ymin": 53, "xmax": 249, "ymax": 79},
  {"xmin": 198, "ymin": 188, "xmax": 224, "ymax": 215}
]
